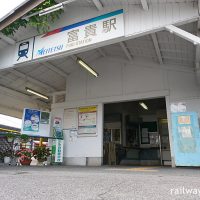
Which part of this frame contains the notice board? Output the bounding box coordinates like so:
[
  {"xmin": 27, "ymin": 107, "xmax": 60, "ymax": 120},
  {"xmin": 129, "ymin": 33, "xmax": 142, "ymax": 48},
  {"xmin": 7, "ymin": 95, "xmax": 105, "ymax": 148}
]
[{"xmin": 78, "ymin": 106, "xmax": 97, "ymax": 135}]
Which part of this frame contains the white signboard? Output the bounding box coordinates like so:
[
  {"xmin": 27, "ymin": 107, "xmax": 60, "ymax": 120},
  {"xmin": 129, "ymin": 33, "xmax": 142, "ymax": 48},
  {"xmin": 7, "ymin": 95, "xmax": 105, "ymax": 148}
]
[
  {"xmin": 63, "ymin": 108, "xmax": 77, "ymax": 129},
  {"xmin": 13, "ymin": 9, "xmax": 124, "ymax": 64}
]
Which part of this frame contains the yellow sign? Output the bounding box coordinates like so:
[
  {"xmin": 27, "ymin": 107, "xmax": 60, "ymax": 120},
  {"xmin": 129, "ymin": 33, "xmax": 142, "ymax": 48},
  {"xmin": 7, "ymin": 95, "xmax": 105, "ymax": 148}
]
[
  {"xmin": 78, "ymin": 106, "xmax": 97, "ymax": 113},
  {"xmin": 178, "ymin": 116, "xmax": 191, "ymax": 125}
]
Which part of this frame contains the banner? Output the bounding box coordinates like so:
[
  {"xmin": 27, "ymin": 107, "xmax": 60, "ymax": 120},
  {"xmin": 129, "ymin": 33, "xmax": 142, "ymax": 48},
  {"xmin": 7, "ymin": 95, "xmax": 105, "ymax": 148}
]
[{"xmin": 52, "ymin": 139, "xmax": 64, "ymax": 163}]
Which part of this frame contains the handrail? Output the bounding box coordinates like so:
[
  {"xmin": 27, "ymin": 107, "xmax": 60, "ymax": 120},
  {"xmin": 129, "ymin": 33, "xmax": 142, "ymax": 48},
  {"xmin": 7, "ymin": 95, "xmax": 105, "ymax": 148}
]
[{"xmin": 0, "ymin": 127, "xmax": 20, "ymax": 134}]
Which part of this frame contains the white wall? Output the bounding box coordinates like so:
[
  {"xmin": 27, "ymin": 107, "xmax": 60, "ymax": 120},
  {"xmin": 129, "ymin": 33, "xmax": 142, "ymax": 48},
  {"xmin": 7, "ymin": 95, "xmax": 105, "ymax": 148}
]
[
  {"xmin": 63, "ymin": 58, "xmax": 200, "ymax": 104},
  {"xmin": 51, "ymin": 104, "xmax": 103, "ymax": 166},
  {"xmin": 0, "ymin": 45, "xmax": 15, "ymax": 70},
  {"xmin": 52, "ymin": 58, "xmax": 200, "ymax": 165}
]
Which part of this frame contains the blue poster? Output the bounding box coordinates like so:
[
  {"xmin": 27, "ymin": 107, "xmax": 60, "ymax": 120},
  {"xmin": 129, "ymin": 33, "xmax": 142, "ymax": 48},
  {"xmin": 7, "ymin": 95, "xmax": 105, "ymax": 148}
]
[
  {"xmin": 172, "ymin": 112, "xmax": 200, "ymax": 166},
  {"xmin": 23, "ymin": 109, "xmax": 40, "ymax": 132}
]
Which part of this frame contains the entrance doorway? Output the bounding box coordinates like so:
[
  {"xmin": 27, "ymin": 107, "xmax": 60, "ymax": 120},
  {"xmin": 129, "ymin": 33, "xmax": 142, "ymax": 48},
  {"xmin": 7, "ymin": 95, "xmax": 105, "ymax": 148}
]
[{"xmin": 103, "ymin": 98, "xmax": 171, "ymax": 166}]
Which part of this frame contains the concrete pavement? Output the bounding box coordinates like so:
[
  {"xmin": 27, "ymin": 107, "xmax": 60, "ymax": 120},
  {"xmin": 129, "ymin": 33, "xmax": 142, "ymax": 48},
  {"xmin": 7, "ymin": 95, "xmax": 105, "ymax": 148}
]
[{"xmin": 0, "ymin": 166, "xmax": 200, "ymax": 200}]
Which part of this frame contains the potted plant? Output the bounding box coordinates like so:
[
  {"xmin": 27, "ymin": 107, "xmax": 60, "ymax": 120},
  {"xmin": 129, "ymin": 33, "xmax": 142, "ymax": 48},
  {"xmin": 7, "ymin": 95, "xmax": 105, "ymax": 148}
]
[
  {"xmin": 15, "ymin": 148, "xmax": 32, "ymax": 165},
  {"xmin": 6, "ymin": 133, "xmax": 15, "ymax": 143},
  {"xmin": 20, "ymin": 134, "xmax": 30, "ymax": 143},
  {"xmin": 3, "ymin": 149, "xmax": 12, "ymax": 164},
  {"xmin": 33, "ymin": 146, "xmax": 51, "ymax": 164}
]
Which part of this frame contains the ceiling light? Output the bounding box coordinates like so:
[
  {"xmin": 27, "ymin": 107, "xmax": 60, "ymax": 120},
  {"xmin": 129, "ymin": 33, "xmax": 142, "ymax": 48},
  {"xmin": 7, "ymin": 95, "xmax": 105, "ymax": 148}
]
[
  {"xmin": 139, "ymin": 102, "xmax": 148, "ymax": 110},
  {"xmin": 39, "ymin": 3, "xmax": 64, "ymax": 16},
  {"xmin": 22, "ymin": 0, "xmax": 77, "ymax": 19},
  {"xmin": 26, "ymin": 87, "xmax": 49, "ymax": 100},
  {"xmin": 77, "ymin": 58, "xmax": 99, "ymax": 77}
]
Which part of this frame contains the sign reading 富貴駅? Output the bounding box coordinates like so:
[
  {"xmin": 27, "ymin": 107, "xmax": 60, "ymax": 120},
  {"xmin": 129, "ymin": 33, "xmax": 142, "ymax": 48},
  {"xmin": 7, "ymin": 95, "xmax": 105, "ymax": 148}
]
[{"xmin": 14, "ymin": 9, "xmax": 124, "ymax": 64}]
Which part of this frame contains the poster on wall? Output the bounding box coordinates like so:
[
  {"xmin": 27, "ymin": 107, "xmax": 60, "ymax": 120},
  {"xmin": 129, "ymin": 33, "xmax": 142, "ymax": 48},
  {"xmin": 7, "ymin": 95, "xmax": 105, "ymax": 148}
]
[
  {"xmin": 78, "ymin": 106, "xmax": 97, "ymax": 135},
  {"xmin": 22, "ymin": 108, "xmax": 51, "ymax": 137},
  {"xmin": 40, "ymin": 111, "xmax": 50, "ymax": 124},
  {"xmin": 171, "ymin": 102, "xmax": 187, "ymax": 113},
  {"xmin": 23, "ymin": 109, "xmax": 40, "ymax": 132},
  {"xmin": 53, "ymin": 117, "xmax": 62, "ymax": 128},
  {"xmin": 63, "ymin": 108, "xmax": 77, "ymax": 129},
  {"xmin": 53, "ymin": 117, "xmax": 63, "ymax": 139}
]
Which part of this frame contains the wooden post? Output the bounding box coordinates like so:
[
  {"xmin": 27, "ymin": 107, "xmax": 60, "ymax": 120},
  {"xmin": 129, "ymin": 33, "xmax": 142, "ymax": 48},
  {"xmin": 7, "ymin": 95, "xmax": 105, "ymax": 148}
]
[{"xmin": 39, "ymin": 138, "xmax": 43, "ymax": 146}]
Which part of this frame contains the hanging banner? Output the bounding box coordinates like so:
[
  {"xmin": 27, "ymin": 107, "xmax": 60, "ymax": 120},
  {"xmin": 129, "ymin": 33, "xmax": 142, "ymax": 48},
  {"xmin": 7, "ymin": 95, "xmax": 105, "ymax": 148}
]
[
  {"xmin": 52, "ymin": 139, "xmax": 64, "ymax": 163},
  {"xmin": 78, "ymin": 106, "xmax": 97, "ymax": 135},
  {"xmin": 13, "ymin": 9, "xmax": 124, "ymax": 64}
]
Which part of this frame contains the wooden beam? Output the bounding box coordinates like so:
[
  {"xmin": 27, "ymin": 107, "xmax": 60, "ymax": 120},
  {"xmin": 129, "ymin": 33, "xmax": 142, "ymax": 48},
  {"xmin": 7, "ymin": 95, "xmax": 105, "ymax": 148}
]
[
  {"xmin": 140, "ymin": 0, "xmax": 149, "ymax": 11},
  {"xmin": 151, "ymin": 33, "xmax": 163, "ymax": 64},
  {"xmin": 165, "ymin": 25, "xmax": 200, "ymax": 45},
  {"xmin": 119, "ymin": 42, "xmax": 133, "ymax": 62},
  {"xmin": 0, "ymin": 0, "xmax": 45, "ymax": 31},
  {"xmin": 10, "ymin": 69, "xmax": 56, "ymax": 92},
  {"xmin": 42, "ymin": 62, "xmax": 69, "ymax": 79},
  {"xmin": 92, "ymin": 0, "xmax": 103, "ymax": 11},
  {"xmin": 97, "ymin": 48, "xmax": 106, "ymax": 57},
  {"xmin": 195, "ymin": 21, "xmax": 200, "ymax": 71},
  {"xmin": 0, "ymin": 84, "xmax": 48, "ymax": 108},
  {"xmin": 0, "ymin": 33, "xmax": 15, "ymax": 45}
]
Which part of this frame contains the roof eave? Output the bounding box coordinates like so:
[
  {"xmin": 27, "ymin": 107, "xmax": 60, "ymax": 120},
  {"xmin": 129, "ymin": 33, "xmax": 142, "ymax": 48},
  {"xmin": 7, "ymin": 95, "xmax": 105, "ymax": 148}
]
[{"xmin": 0, "ymin": 0, "xmax": 45, "ymax": 31}]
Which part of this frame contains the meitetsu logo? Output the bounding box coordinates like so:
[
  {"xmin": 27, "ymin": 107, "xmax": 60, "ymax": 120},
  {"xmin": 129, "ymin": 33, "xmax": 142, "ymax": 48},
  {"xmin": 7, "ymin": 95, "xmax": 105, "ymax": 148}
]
[{"xmin": 36, "ymin": 44, "xmax": 64, "ymax": 56}]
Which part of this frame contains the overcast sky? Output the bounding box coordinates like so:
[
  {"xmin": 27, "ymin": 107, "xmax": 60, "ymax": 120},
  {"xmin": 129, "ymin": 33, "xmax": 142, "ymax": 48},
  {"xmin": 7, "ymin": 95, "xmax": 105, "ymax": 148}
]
[
  {"xmin": 0, "ymin": 114, "xmax": 22, "ymax": 129},
  {"xmin": 0, "ymin": 0, "xmax": 28, "ymax": 22}
]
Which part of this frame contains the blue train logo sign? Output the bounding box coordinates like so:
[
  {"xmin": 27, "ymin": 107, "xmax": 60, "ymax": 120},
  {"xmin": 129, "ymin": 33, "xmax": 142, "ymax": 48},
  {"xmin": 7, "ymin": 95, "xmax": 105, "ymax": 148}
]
[{"xmin": 17, "ymin": 41, "xmax": 29, "ymax": 61}]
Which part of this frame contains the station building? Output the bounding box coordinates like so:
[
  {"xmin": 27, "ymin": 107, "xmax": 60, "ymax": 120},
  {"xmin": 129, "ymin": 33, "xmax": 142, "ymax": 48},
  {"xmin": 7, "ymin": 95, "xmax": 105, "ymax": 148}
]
[{"xmin": 0, "ymin": 0, "xmax": 200, "ymax": 167}]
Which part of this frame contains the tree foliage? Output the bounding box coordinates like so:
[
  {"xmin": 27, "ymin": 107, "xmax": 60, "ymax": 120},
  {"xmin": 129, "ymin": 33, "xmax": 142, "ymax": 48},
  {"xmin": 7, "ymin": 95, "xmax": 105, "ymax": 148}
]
[{"xmin": 2, "ymin": 0, "xmax": 63, "ymax": 36}]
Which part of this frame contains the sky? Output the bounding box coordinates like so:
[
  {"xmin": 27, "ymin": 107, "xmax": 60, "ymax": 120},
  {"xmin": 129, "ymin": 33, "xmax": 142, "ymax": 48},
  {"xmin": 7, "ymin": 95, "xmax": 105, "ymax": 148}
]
[
  {"xmin": 0, "ymin": 0, "xmax": 28, "ymax": 22},
  {"xmin": 0, "ymin": 114, "xmax": 22, "ymax": 129}
]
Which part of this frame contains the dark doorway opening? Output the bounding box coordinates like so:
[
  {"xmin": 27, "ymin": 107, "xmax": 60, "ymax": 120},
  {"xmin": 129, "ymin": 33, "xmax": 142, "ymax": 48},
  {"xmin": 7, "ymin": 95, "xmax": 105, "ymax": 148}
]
[{"xmin": 103, "ymin": 98, "xmax": 171, "ymax": 166}]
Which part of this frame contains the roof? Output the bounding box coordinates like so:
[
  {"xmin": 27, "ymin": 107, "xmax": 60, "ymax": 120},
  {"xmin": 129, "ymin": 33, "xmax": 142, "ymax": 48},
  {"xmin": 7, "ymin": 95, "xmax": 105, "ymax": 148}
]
[
  {"xmin": 0, "ymin": 0, "xmax": 198, "ymax": 110},
  {"xmin": 0, "ymin": 0, "xmax": 30, "ymax": 23}
]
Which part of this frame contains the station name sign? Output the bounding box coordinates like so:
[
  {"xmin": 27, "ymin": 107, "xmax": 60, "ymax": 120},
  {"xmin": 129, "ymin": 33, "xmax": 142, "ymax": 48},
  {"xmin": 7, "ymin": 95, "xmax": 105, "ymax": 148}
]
[{"xmin": 14, "ymin": 9, "xmax": 124, "ymax": 64}]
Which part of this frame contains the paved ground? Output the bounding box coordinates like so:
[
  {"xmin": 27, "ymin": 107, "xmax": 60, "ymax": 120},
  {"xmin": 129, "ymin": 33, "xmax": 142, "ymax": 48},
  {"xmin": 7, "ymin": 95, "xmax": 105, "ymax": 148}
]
[{"xmin": 0, "ymin": 166, "xmax": 200, "ymax": 200}]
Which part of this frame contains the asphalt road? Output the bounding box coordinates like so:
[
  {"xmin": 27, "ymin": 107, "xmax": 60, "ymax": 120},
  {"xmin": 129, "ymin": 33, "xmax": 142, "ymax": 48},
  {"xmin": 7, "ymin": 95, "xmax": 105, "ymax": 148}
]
[{"xmin": 0, "ymin": 166, "xmax": 200, "ymax": 200}]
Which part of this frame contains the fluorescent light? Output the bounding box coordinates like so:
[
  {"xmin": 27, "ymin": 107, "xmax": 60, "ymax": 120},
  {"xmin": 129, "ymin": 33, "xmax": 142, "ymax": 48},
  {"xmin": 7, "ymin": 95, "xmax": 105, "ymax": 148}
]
[
  {"xmin": 26, "ymin": 87, "xmax": 49, "ymax": 100},
  {"xmin": 22, "ymin": 0, "xmax": 78, "ymax": 20},
  {"xmin": 139, "ymin": 102, "xmax": 148, "ymax": 110},
  {"xmin": 39, "ymin": 3, "xmax": 64, "ymax": 16},
  {"xmin": 77, "ymin": 58, "xmax": 99, "ymax": 77}
]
